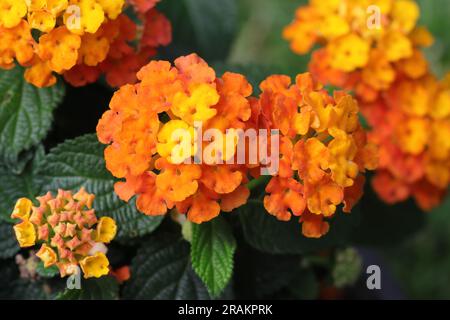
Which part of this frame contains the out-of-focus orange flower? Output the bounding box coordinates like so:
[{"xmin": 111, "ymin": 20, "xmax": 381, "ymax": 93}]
[
  {"xmin": 110, "ymin": 266, "xmax": 131, "ymax": 284},
  {"xmin": 141, "ymin": 9, "xmax": 172, "ymax": 48},
  {"xmin": 128, "ymin": 0, "xmax": 159, "ymax": 14},
  {"xmin": 284, "ymin": 0, "xmax": 450, "ymax": 211},
  {"xmin": 1, "ymin": 1, "xmax": 172, "ymax": 88}
]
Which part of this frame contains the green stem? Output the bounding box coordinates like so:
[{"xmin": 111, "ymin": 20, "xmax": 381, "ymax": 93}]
[{"xmin": 246, "ymin": 175, "xmax": 271, "ymax": 191}]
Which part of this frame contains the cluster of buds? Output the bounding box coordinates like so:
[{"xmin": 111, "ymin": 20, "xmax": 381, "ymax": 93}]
[
  {"xmin": 284, "ymin": 0, "xmax": 450, "ymax": 210},
  {"xmin": 97, "ymin": 53, "xmax": 377, "ymax": 238},
  {"xmin": 0, "ymin": 0, "xmax": 171, "ymax": 88},
  {"xmin": 11, "ymin": 188, "xmax": 117, "ymax": 278}
]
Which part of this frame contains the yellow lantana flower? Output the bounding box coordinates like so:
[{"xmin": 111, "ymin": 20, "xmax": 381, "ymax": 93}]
[
  {"xmin": 380, "ymin": 31, "xmax": 413, "ymax": 62},
  {"xmin": 157, "ymin": 120, "xmax": 196, "ymax": 164},
  {"xmin": 171, "ymin": 84, "xmax": 219, "ymax": 124},
  {"xmin": 327, "ymin": 34, "xmax": 370, "ymax": 72},
  {"xmin": 328, "ymin": 128, "xmax": 359, "ymax": 188},
  {"xmin": 65, "ymin": 0, "xmax": 105, "ymax": 34},
  {"xmin": 94, "ymin": 217, "xmax": 117, "ymax": 243},
  {"xmin": 25, "ymin": 0, "xmax": 47, "ymax": 11},
  {"xmin": 97, "ymin": 0, "xmax": 124, "ymax": 20},
  {"xmin": 13, "ymin": 220, "xmax": 36, "ymax": 247},
  {"xmin": 0, "ymin": 0, "xmax": 27, "ymax": 28},
  {"xmin": 46, "ymin": 0, "xmax": 69, "ymax": 15},
  {"xmin": 391, "ymin": 0, "xmax": 420, "ymax": 33},
  {"xmin": 80, "ymin": 252, "xmax": 110, "ymax": 278},
  {"xmin": 396, "ymin": 117, "xmax": 430, "ymax": 155},
  {"xmin": 28, "ymin": 10, "xmax": 56, "ymax": 32},
  {"xmin": 11, "ymin": 198, "xmax": 33, "ymax": 220}
]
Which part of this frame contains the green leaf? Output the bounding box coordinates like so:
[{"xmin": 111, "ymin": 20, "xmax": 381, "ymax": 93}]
[
  {"xmin": 36, "ymin": 261, "xmax": 59, "ymax": 278},
  {"xmin": 0, "ymin": 67, "xmax": 65, "ymax": 163},
  {"xmin": 234, "ymin": 247, "xmax": 300, "ymax": 298},
  {"xmin": 239, "ymin": 200, "xmax": 360, "ymax": 254},
  {"xmin": 9, "ymin": 279, "xmax": 51, "ymax": 300},
  {"xmin": 0, "ymin": 222, "xmax": 19, "ymax": 259},
  {"xmin": 350, "ymin": 183, "xmax": 425, "ymax": 247},
  {"xmin": 0, "ymin": 147, "xmax": 43, "ymax": 223},
  {"xmin": 159, "ymin": 0, "xmax": 237, "ymax": 61},
  {"xmin": 0, "ymin": 259, "xmax": 50, "ymax": 300},
  {"xmin": 228, "ymin": 0, "xmax": 309, "ymax": 75},
  {"xmin": 38, "ymin": 134, "xmax": 163, "ymax": 240},
  {"xmin": 183, "ymin": 0, "xmax": 237, "ymax": 60},
  {"xmin": 288, "ymin": 267, "xmax": 319, "ymax": 300},
  {"xmin": 417, "ymin": 0, "xmax": 450, "ymax": 73},
  {"xmin": 56, "ymin": 276, "xmax": 119, "ymax": 300},
  {"xmin": 332, "ymin": 248, "xmax": 363, "ymax": 289},
  {"xmin": 123, "ymin": 232, "xmax": 210, "ymax": 299},
  {"xmin": 191, "ymin": 216, "xmax": 236, "ymax": 297}
]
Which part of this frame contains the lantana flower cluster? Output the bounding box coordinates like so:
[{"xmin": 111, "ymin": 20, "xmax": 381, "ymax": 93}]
[
  {"xmin": 284, "ymin": 0, "xmax": 450, "ymax": 210},
  {"xmin": 11, "ymin": 188, "xmax": 117, "ymax": 278},
  {"xmin": 97, "ymin": 54, "xmax": 254, "ymax": 225},
  {"xmin": 97, "ymin": 53, "xmax": 377, "ymax": 238},
  {"xmin": 0, "ymin": 0, "xmax": 171, "ymax": 88},
  {"xmin": 257, "ymin": 73, "xmax": 377, "ymax": 238}
]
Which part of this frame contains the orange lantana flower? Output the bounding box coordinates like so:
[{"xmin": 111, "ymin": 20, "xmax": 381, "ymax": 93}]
[{"xmin": 284, "ymin": 0, "xmax": 450, "ymax": 210}]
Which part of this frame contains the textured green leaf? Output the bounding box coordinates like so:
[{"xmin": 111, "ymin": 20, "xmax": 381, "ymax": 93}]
[
  {"xmin": 239, "ymin": 200, "xmax": 360, "ymax": 254},
  {"xmin": 36, "ymin": 261, "xmax": 59, "ymax": 278},
  {"xmin": 159, "ymin": 0, "xmax": 237, "ymax": 61},
  {"xmin": 0, "ymin": 147, "xmax": 43, "ymax": 222},
  {"xmin": 191, "ymin": 216, "xmax": 236, "ymax": 297},
  {"xmin": 0, "ymin": 222, "xmax": 19, "ymax": 259},
  {"xmin": 9, "ymin": 280, "xmax": 50, "ymax": 300},
  {"xmin": 56, "ymin": 276, "xmax": 119, "ymax": 300},
  {"xmin": 0, "ymin": 259, "xmax": 50, "ymax": 300},
  {"xmin": 123, "ymin": 232, "xmax": 210, "ymax": 299},
  {"xmin": 39, "ymin": 134, "xmax": 163, "ymax": 240},
  {"xmin": 0, "ymin": 68, "xmax": 65, "ymax": 163}
]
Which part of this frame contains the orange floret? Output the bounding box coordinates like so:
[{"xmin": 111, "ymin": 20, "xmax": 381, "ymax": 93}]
[
  {"xmin": 0, "ymin": 20, "xmax": 35, "ymax": 67},
  {"xmin": 38, "ymin": 26, "xmax": 81, "ymax": 73}
]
